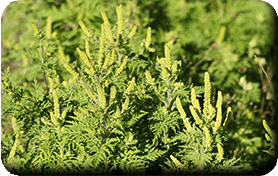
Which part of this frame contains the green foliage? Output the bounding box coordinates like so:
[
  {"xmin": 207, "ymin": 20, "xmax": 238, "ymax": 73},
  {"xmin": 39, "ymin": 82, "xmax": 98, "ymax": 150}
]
[{"xmin": 1, "ymin": 0, "xmax": 276, "ymax": 174}]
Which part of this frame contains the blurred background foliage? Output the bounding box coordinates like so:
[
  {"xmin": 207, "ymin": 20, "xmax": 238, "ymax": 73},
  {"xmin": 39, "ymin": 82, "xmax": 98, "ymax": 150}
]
[{"xmin": 1, "ymin": 0, "xmax": 277, "ymax": 173}]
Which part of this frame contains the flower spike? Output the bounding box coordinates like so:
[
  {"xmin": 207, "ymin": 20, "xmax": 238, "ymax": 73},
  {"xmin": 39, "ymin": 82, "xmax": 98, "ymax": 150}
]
[
  {"xmin": 79, "ymin": 20, "xmax": 92, "ymax": 37},
  {"xmin": 116, "ymin": 4, "xmax": 123, "ymax": 38},
  {"xmin": 145, "ymin": 27, "xmax": 151, "ymax": 49},
  {"xmin": 203, "ymin": 72, "xmax": 211, "ymax": 120}
]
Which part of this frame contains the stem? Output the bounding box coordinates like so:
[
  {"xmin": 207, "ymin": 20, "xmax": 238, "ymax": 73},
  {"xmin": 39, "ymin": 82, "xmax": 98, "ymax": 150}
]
[
  {"xmin": 41, "ymin": 46, "xmax": 49, "ymax": 95},
  {"xmin": 255, "ymin": 55, "xmax": 276, "ymax": 103}
]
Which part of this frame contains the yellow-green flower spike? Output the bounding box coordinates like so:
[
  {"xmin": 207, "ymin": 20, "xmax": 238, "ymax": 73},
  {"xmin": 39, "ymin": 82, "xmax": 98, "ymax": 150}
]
[
  {"xmin": 65, "ymin": 55, "xmax": 70, "ymax": 63},
  {"xmin": 52, "ymin": 89, "xmax": 60, "ymax": 119},
  {"xmin": 109, "ymin": 49, "xmax": 116, "ymax": 66},
  {"xmin": 145, "ymin": 70, "xmax": 155, "ymax": 85},
  {"xmin": 263, "ymin": 119, "xmax": 272, "ymax": 137},
  {"xmin": 145, "ymin": 27, "xmax": 151, "ymax": 49},
  {"xmin": 47, "ymin": 77, "xmax": 54, "ymax": 93},
  {"xmin": 265, "ymin": 133, "xmax": 271, "ymax": 141},
  {"xmin": 79, "ymin": 20, "xmax": 92, "ymax": 37},
  {"xmin": 86, "ymin": 87, "xmax": 96, "ymax": 103},
  {"xmin": 11, "ymin": 117, "xmax": 18, "ymax": 133},
  {"xmin": 216, "ymin": 91, "xmax": 222, "ymax": 108},
  {"xmin": 41, "ymin": 117, "xmax": 51, "ymax": 125},
  {"xmin": 63, "ymin": 62, "xmax": 79, "ymax": 78},
  {"xmin": 50, "ymin": 111, "xmax": 59, "ymax": 126},
  {"xmin": 189, "ymin": 105, "xmax": 202, "ymax": 125},
  {"xmin": 125, "ymin": 77, "xmax": 135, "ymax": 94},
  {"xmin": 31, "ymin": 23, "xmax": 43, "ymax": 39},
  {"xmin": 116, "ymin": 4, "xmax": 123, "ymax": 38},
  {"xmin": 216, "ymin": 26, "xmax": 226, "ymax": 44},
  {"xmin": 176, "ymin": 97, "xmax": 192, "ymax": 131},
  {"xmin": 222, "ymin": 107, "xmax": 231, "ymax": 126},
  {"xmin": 85, "ymin": 40, "xmax": 91, "ymax": 59},
  {"xmin": 116, "ymin": 55, "xmax": 128, "ymax": 76},
  {"xmin": 161, "ymin": 66, "xmax": 170, "ymax": 79},
  {"xmin": 208, "ymin": 104, "xmax": 216, "ymax": 121},
  {"xmin": 46, "ymin": 16, "xmax": 52, "ymax": 39},
  {"xmin": 128, "ymin": 26, "xmax": 137, "ymax": 39},
  {"xmin": 213, "ymin": 91, "xmax": 223, "ymax": 133},
  {"xmin": 101, "ymin": 11, "xmax": 114, "ymax": 44},
  {"xmin": 115, "ymin": 106, "xmax": 121, "ymax": 118},
  {"xmin": 110, "ymin": 86, "xmax": 116, "ymax": 101},
  {"xmin": 157, "ymin": 56, "xmax": 171, "ymax": 70},
  {"xmin": 61, "ymin": 108, "xmax": 68, "ymax": 120},
  {"xmin": 203, "ymin": 72, "xmax": 211, "ymax": 119},
  {"xmin": 213, "ymin": 108, "xmax": 222, "ymax": 133},
  {"xmin": 263, "ymin": 119, "xmax": 277, "ymax": 140},
  {"xmin": 98, "ymin": 24, "xmax": 105, "ymax": 69},
  {"xmin": 105, "ymin": 23, "xmax": 114, "ymax": 44},
  {"xmin": 191, "ymin": 88, "xmax": 201, "ymax": 113},
  {"xmin": 105, "ymin": 80, "xmax": 109, "ymax": 88},
  {"xmin": 122, "ymin": 96, "xmax": 129, "ymax": 111},
  {"xmin": 164, "ymin": 45, "xmax": 171, "ymax": 70},
  {"xmin": 76, "ymin": 47, "xmax": 95, "ymax": 74},
  {"xmin": 84, "ymin": 68, "xmax": 91, "ymax": 75},
  {"xmin": 102, "ymin": 52, "xmax": 111, "ymax": 70},
  {"xmin": 171, "ymin": 60, "xmax": 181, "ymax": 74},
  {"xmin": 148, "ymin": 48, "xmax": 155, "ymax": 52},
  {"xmin": 7, "ymin": 133, "xmax": 19, "ymax": 163},
  {"xmin": 101, "ymin": 11, "xmax": 110, "ymax": 26},
  {"xmin": 58, "ymin": 45, "xmax": 66, "ymax": 62},
  {"xmin": 217, "ymin": 143, "xmax": 224, "ymax": 160},
  {"xmin": 97, "ymin": 83, "xmax": 106, "ymax": 109},
  {"xmin": 176, "ymin": 96, "xmax": 186, "ymax": 119},
  {"xmin": 203, "ymin": 126, "xmax": 212, "ymax": 148},
  {"xmin": 170, "ymin": 155, "xmax": 184, "ymax": 168}
]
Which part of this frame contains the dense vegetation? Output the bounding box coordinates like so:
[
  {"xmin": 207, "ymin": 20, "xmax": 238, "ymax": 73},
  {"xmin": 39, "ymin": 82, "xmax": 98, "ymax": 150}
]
[{"xmin": 1, "ymin": 0, "xmax": 277, "ymax": 174}]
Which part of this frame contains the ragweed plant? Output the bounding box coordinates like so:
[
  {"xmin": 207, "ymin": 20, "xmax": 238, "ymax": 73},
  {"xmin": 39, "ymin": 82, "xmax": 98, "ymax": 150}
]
[
  {"xmin": 161, "ymin": 72, "xmax": 241, "ymax": 174},
  {"xmin": 143, "ymin": 43, "xmax": 192, "ymax": 149},
  {"xmin": 1, "ymin": 4, "xmax": 173, "ymax": 174},
  {"xmin": 2, "ymin": 2, "xmax": 250, "ymax": 175}
]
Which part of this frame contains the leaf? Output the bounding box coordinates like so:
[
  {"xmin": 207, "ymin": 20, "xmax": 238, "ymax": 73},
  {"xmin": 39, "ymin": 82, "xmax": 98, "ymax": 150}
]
[{"xmin": 127, "ymin": 110, "xmax": 148, "ymax": 127}]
